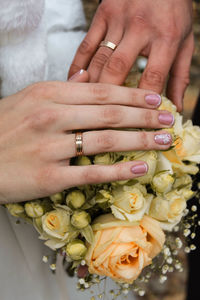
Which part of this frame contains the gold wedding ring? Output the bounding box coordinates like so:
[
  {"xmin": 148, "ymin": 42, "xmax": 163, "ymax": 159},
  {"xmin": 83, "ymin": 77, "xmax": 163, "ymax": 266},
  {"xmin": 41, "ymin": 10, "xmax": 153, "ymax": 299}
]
[
  {"xmin": 75, "ymin": 132, "xmax": 83, "ymax": 156},
  {"xmin": 100, "ymin": 40, "xmax": 117, "ymax": 51}
]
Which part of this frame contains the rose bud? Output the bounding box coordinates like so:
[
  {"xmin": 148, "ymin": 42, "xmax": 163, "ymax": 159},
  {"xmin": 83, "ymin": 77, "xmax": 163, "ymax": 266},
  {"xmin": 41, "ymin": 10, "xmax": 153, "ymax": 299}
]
[
  {"xmin": 6, "ymin": 203, "xmax": 24, "ymax": 217},
  {"xmin": 93, "ymin": 153, "xmax": 112, "ymax": 165},
  {"xmin": 66, "ymin": 190, "xmax": 86, "ymax": 209},
  {"xmin": 71, "ymin": 211, "xmax": 91, "ymax": 229},
  {"xmin": 25, "ymin": 201, "xmax": 44, "ymax": 218},
  {"xmin": 50, "ymin": 193, "xmax": 63, "ymax": 204},
  {"xmin": 75, "ymin": 156, "xmax": 91, "ymax": 166},
  {"xmin": 66, "ymin": 239, "xmax": 87, "ymax": 260}
]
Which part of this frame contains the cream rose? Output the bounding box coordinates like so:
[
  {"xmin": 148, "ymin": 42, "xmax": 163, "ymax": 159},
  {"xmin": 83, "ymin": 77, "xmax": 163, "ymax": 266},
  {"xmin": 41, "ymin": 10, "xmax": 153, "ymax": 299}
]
[
  {"xmin": 40, "ymin": 208, "xmax": 78, "ymax": 250},
  {"xmin": 85, "ymin": 214, "xmax": 165, "ymax": 283},
  {"xmin": 152, "ymin": 171, "xmax": 174, "ymax": 194},
  {"xmin": 111, "ymin": 184, "xmax": 152, "ymax": 222},
  {"xmin": 134, "ymin": 151, "xmax": 158, "ymax": 184},
  {"xmin": 148, "ymin": 188, "xmax": 194, "ymax": 231},
  {"xmin": 174, "ymin": 119, "xmax": 200, "ymax": 163},
  {"xmin": 159, "ymin": 96, "xmax": 177, "ymax": 115},
  {"xmin": 163, "ymin": 148, "xmax": 199, "ymax": 175},
  {"xmin": 162, "ymin": 116, "xmax": 200, "ymax": 175}
]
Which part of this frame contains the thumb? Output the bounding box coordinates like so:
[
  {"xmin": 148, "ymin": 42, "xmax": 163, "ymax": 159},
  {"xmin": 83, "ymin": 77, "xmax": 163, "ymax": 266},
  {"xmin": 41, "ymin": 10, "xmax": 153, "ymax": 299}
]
[{"xmin": 68, "ymin": 69, "xmax": 89, "ymax": 82}]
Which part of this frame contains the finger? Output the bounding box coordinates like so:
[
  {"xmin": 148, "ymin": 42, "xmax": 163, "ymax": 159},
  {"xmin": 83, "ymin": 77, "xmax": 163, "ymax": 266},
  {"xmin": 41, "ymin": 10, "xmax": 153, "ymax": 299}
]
[
  {"xmin": 55, "ymin": 161, "xmax": 148, "ymax": 189},
  {"xmin": 68, "ymin": 13, "xmax": 107, "ymax": 78},
  {"xmin": 166, "ymin": 33, "xmax": 194, "ymax": 112},
  {"xmin": 51, "ymin": 82, "xmax": 162, "ymax": 109},
  {"xmin": 57, "ymin": 105, "xmax": 174, "ymax": 131},
  {"xmin": 88, "ymin": 23, "xmax": 124, "ymax": 82},
  {"xmin": 54, "ymin": 130, "xmax": 172, "ymax": 160},
  {"xmin": 68, "ymin": 69, "xmax": 89, "ymax": 82},
  {"xmin": 139, "ymin": 39, "xmax": 179, "ymax": 93},
  {"xmin": 98, "ymin": 30, "xmax": 148, "ymax": 84}
]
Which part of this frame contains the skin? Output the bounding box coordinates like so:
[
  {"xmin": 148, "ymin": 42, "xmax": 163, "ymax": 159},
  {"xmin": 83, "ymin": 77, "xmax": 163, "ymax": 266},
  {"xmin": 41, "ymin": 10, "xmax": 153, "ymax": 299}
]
[
  {"xmin": 0, "ymin": 70, "xmax": 173, "ymax": 204},
  {"xmin": 69, "ymin": 0, "xmax": 194, "ymax": 112}
]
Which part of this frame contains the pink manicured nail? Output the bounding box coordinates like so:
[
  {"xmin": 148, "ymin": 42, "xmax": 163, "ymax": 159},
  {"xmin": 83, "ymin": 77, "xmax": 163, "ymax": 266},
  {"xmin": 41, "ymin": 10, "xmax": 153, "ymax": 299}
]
[
  {"xmin": 131, "ymin": 163, "xmax": 148, "ymax": 175},
  {"xmin": 154, "ymin": 133, "xmax": 172, "ymax": 145},
  {"xmin": 69, "ymin": 69, "xmax": 84, "ymax": 81},
  {"xmin": 145, "ymin": 94, "xmax": 161, "ymax": 107},
  {"xmin": 158, "ymin": 113, "xmax": 174, "ymax": 126}
]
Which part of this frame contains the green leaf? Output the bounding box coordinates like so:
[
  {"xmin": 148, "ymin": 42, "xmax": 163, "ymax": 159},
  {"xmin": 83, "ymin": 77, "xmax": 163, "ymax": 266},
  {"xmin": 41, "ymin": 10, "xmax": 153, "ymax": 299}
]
[{"xmin": 81, "ymin": 225, "xmax": 94, "ymax": 244}]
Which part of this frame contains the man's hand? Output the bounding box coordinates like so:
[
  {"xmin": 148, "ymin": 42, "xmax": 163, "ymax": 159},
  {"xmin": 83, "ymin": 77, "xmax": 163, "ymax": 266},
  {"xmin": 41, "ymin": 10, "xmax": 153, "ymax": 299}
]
[{"xmin": 69, "ymin": 0, "xmax": 194, "ymax": 111}]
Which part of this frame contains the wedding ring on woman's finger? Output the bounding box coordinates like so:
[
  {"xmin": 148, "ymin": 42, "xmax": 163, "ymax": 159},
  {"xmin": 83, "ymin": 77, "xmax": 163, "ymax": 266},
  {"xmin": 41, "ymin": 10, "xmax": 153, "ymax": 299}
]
[
  {"xmin": 99, "ymin": 40, "xmax": 117, "ymax": 51},
  {"xmin": 63, "ymin": 130, "xmax": 172, "ymax": 159},
  {"xmin": 75, "ymin": 132, "xmax": 84, "ymax": 156}
]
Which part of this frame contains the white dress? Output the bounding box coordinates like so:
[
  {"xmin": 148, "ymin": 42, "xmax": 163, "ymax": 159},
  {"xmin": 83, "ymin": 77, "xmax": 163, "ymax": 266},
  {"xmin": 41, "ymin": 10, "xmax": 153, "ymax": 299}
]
[{"xmin": 0, "ymin": 1, "xmax": 137, "ymax": 299}]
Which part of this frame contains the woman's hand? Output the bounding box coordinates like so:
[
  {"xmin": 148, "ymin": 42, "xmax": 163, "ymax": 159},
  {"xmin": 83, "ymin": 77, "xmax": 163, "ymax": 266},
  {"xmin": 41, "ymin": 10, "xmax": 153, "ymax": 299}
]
[
  {"xmin": 0, "ymin": 71, "xmax": 173, "ymax": 204},
  {"xmin": 69, "ymin": 0, "xmax": 194, "ymax": 111}
]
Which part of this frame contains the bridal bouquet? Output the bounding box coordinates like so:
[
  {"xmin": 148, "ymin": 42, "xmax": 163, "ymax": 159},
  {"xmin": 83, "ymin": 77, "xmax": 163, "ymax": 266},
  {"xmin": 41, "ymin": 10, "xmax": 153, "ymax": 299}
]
[{"xmin": 5, "ymin": 97, "xmax": 200, "ymax": 296}]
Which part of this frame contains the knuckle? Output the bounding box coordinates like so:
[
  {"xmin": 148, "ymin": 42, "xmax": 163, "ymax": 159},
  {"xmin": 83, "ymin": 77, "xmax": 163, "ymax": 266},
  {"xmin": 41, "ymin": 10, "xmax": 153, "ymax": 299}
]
[
  {"xmin": 29, "ymin": 82, "xmax": 56, "ymax": 100},
  {"xmin": 98, "ymin": 3, "xmax": 113, "ymax": 18},
  {"xmin": 97, "ymin": 130, "xmax": 116, "ymax": 152},
  {"xmin": 92, "ymin": 52, "xmax": 110, "ymax": 68},
  {"xmin": 144, "ymin": 110, "xmax": 154, "ymax": 126},
  {"xmin": 82, "ymin": 167, "xmax": 103, "ymax": 185},
  {"xmin": 139, "ymin": 132, "xmax": 150, "ymax": 148},
  {"xmin": 102, "ymin": 106, "xmax": 123, "ymax": 126},
  {"xmin": 78, "ymin": 39, "xmax": 93, "ymax": 55},
  {"xmin": 105, "ymin": 54, "xmax": 129, "ymax": 75},
  {"xmin": 35, "ymin": 166, "xmax": 57, "ymax": 196},
  {"xmin": 142, "ymin": 68, "xmax": 164, "ymax": 86},
  {"xmin": 170, "ymin": 74, "xmax": 190, "ymax": 87},
  {"xmin": 26, "ymin": 109, "xmax": 57, "ymax": 130},
  {"xmin": 32, "ymin": 141, "xmax": 50, "ymax": 160},
  {"xmin": 182, "ymin": 77, "xmax": 190, "ymax": 86},
  {"xmin": 113, "ymin": 163, "xmax": 125, "ymax": 181},
  {"xmin": 132, "ymin": 14, "xmax": 147, "ymax": 29},
  {"xmin": 162, "ymin": 27, "xmax": 181, "ymax": 43},
  {"xmin": 179, "ymin": 75, "xmax": 190, "ymax": 87},
  {"xmin": 91, "ymin": 84, "xmax": 109, "ymax": 101},
  {"xmin": 69, "ymin": 63, "xmax": 81, "ymax": 75}
]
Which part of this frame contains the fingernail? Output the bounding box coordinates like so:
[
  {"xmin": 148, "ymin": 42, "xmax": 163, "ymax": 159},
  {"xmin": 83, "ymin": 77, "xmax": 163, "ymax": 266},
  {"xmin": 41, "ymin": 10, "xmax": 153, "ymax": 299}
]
[
  {"xmin": 158, "ymin": 112, "xmax": 174, "ymax": 126},
  {"xmin": 69, "ymin": 69, "xmax": 84, "ymax": 81},
  {"xmin": 145, "ymin": 94, "xmax": 161, "ymax": 107},
  {"xmin": 154, "ymin": 133, "xmax": 172, "ymax": 145},
  {"xmin": 131, "ymin": 163, "xmax": 148, "ymax": 175}
]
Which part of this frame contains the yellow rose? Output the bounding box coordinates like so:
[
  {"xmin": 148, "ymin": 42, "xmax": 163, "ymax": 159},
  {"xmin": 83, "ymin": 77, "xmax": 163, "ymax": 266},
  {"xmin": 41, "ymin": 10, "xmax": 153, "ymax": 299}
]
[
  {"xmin": 149, "ymin": 188, "xmax": 194, "ymax": 231},
  {"xmin": 41, "ymin": 208, "xmax": 78, "ymax": 250},
  {"xmin": 111, "ymin": 184, "xmax": 152, "ymax": 222},
  {"xmin": 152, "ymin": 172, "xmax": 174, "ymax": 194},
  {"xmin": 85, "ymin": 214, "xmax": 165, "ymax": 284}
]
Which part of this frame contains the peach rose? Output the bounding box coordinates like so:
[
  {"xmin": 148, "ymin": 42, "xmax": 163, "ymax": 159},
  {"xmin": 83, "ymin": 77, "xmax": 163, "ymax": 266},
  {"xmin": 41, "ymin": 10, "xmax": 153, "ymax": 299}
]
[{"xmin": 85, "ymin": 214, "xmax": 165, "ymax": 283}]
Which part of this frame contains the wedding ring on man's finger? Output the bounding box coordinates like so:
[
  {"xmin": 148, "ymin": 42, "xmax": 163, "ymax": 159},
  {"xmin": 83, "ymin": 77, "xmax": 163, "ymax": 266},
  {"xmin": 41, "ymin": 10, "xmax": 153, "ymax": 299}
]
[
  {"xmin": 75, "ymin": 132, "xmax": 84, "ymax": 156},
  {"xmin": 99, "ymin": 40, "xmax": 117, "ymax": 51}
]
